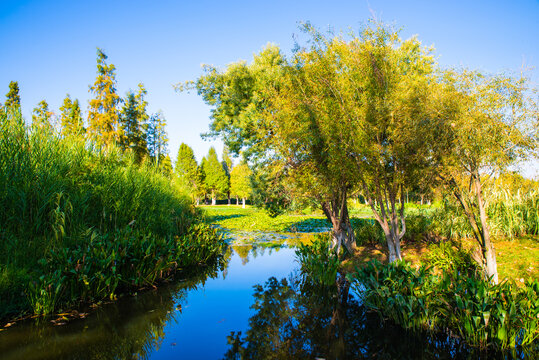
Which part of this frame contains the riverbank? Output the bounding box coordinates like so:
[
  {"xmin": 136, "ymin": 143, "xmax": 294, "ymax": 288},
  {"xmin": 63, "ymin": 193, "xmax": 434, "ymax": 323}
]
[
  {"xmin": 203, "ymin": 205, "xmax": 538, "ymax": 283},
  {"xmin": 0, "ymin": 116, "xmax": 226, "ymax": 322}
]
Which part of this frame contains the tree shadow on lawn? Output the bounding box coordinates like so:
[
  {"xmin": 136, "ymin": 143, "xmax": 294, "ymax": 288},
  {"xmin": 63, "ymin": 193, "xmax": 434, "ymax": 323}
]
[{"xmin": 286, "ymin": 218, "xmax": 331, "ymax": 233}]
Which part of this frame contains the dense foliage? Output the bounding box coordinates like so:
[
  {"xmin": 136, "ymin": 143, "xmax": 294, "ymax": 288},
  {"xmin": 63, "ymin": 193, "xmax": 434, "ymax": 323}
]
[
  {"xmin": 0, "ymin": 112, "xmax": 226, "ymax": 319},
  {"xmin": 350, "ymin": 260, "xmax": 539, "ymax": 350}
]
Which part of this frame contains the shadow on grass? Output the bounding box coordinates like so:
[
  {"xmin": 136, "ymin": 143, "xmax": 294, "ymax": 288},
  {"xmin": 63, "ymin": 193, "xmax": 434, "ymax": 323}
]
[{"xmin": 286, "ymin": 218, "xmax": 331, "ymax": 233}]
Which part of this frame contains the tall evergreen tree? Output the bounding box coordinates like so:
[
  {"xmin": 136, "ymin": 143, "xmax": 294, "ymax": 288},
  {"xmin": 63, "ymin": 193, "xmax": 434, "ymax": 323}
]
[
  {"xmin": 59, "ymin": 94, "xmax": 84, "ymax": 136},
  {"xmin": 205, "ymin": 147, "xmax": 229, "ymax": 205},
  {"xmin": 5, "ymin": 81, "xmax": 21, "ymax": 113},
  {"xmin": 119, "ymin": 90, "xmax": 147, "ymax": 163},
  {"xmin": 88, "ymin": 48, "xmax": 121, "ymax": 147},
  {"xmin": 222, "ymin": 146, "xmax": 233, "ymax": 204},
  {"xmin": 175, "ymin": 143, "xmax": 199, "ymax": 192},
  {"xmin": 32, "ymin": 100, "xmax": 53, "ymax": 131},
  {"xmin": 146, "ymin": 111, "xmax": 168, "ymax": 165}
]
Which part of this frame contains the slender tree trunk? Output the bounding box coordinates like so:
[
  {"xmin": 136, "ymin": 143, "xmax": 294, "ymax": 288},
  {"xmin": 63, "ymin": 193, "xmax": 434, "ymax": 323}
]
[
  {"xmin": 228, "ymin": 192, "xmax": 231, "ymax": 206},
  {"xmin": 242, "ymin": 198, "xmax": 246, "ymax": 209},
  {"xmin": 236, "ymin": 195, "xmax": 239, "ymax": 205},
  {"xmin": 361, "ymin": 180, "xmax": 405, "ymax": 263},
  {"xmin": 212, "ymin": 197, "xmax": 216, "ymax": 206},
  {"xmin": 475, "ymin": 175, "xmax": 499, "ymax": 283}
]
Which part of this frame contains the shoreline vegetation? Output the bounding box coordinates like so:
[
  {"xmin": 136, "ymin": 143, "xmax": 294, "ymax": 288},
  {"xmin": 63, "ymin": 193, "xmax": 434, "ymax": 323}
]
[
  {"xmin": 0, "ymin": 111, "xmax": 226, "ymax": 323},
  {"xmin": 206, "ymin": 205, "xmax": 539, "ymax": 352}
]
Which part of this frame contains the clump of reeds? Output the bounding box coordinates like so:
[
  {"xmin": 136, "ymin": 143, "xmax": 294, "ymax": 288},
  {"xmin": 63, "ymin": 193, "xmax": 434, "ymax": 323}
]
[{"xmin": 0, "ymin": 111, "xmax": 225, "ymax": 318}]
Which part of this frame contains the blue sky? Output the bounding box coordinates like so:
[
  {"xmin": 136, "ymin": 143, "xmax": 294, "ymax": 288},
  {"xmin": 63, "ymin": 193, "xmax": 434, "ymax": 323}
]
[{"xmin": 1, "ymin": 0, "xmax": 538, "ymax": 176}]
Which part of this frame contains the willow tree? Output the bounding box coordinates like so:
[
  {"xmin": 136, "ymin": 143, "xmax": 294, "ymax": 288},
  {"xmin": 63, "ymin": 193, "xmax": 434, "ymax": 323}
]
[
  {"xmin": 88, "ymin": 48, "xmax": 121, "ymax": 147},
  {"xmin": 436, "ymin": 70, "xmax": 538, "ymax": 283},
  {"xmin": 183, "ymin": 23, "xmax": 439, "ymax": 257}
]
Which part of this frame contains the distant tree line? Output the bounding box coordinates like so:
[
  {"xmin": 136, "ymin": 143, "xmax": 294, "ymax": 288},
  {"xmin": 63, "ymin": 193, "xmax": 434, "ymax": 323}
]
[
  {"xmin": 0, "ymin": 48, "xmax": 172, "ymax": 174},
  {"xmin": 175, "ymin": 143, "xmax": 252, "ymax": 207}
]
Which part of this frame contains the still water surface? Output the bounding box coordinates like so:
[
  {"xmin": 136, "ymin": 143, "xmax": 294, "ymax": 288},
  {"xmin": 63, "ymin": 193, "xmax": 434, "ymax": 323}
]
[{"xmin": 0, "ymin": 233, "xmax": 531, "ymax": 359}]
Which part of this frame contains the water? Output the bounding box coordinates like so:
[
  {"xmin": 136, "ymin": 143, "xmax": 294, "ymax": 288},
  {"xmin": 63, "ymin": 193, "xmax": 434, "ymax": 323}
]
[{"xmin": 0, "ymin": 234, "xmax": 534, "ymax": 359}]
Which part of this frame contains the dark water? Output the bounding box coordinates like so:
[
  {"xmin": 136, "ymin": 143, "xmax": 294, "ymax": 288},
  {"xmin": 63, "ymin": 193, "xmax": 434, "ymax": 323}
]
[{"xmin": 0, "ymin": 234, "xmax": 534, "ymax": 359}]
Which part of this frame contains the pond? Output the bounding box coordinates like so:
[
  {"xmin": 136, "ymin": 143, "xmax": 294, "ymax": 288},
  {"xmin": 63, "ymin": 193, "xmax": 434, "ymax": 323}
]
[{"xmin": 0, "ymin": 232, "xmax": 527, "ymax": 359}]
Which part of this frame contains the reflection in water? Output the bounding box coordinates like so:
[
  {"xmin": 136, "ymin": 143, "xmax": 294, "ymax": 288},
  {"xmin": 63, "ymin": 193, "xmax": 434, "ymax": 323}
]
[
  {"xmin": 1, "ymin": 236, "xmax": 532, "ymax": 360},
  {"xmin": 222, "ymin": 269, "xmax": 529, "ymax": 360},
  {"xmin": 0, "ymin": 257, "xmax": 226, "ymax": 360}
]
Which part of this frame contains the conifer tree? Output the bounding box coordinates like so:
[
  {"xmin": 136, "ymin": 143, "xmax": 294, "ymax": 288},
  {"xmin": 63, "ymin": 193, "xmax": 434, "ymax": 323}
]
[
  {"xmin": 88, "ymin": 48, "xmax": 121, "ymax": 147},
  {"xmin": 204, "ymin": 147, "xmax": 229, "ymax": 205},
  {"xmin": 32, "ymin": 100, "xmax": 53, "ymax": 131},
  {"xmin": 197, "ymin": 157, "xmax": 209, "ymax": 204},
  {"xmin": 146, "ymin": 111, "xmax": 168, "ymax": 165},
  {"xmin": 5, "ymin": 81, "xmax": 21, "ymax": 113},
  {"xmin": 160, "ymin": 154, "xmax": 173, "ymax": 177},
  {"xmin": 59, "ymin": 94, "xmax": 84, "ymax": 136},
  {"xmin": 222, "ymin": 146, "xmax": 233, "ymax": 204},
  {"xmin": 119, "ymin": 90, "xmax": 148, "ymax": 162},
  {"xmin": 175, "ymin": 143, "xmax": 199, "ymax": 192}
]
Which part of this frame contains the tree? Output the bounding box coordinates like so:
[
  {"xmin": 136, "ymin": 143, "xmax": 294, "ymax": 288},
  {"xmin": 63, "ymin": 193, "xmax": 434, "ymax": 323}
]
[
  {"xmin": 32, "ymin": 100, "xmax": 53, "ymax": 131},
  {"xmin": 222, "ymin": 146, "xmax": 233, "ymax": 204},
  {"xmin": 204, "ymin": 147, "xmax": 229, "ymax": 205},
  {"xmin": 435, "ymin": 69, "xmax": 538, "ymax": 283},
  {"xmin": 59, "ymin": 94, "xmax": 84, "ymax": 136},
  {"xmin": 5, "ymin": 81, "xmax": 21, "ymax": 113},
  {"xmin": 230, "ymin": 162, "xmax": 252, "ymax": 208},
  {"xmin": 120, "ymin": 87, "xmax": 148, "ymax": 163},
  {"xmin": 146, "ymin": 111, "xmax": 168, "ymax": 165},
  {"xmin": 188, "ymin": 23, "xmax": 438, "ymax": 258},
  {"xmin": 175, "ymin": 143, "xmax": 199, "ymax": 194},
  {"xmin": 88, "ymin": 48, "xmax": 121, "ymax": 147}
]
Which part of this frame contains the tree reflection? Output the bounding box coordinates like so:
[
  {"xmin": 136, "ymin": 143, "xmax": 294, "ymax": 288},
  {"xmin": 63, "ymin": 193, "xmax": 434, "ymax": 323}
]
[
  {"xmin": 0, "ymin": 256, "xmax": 228, "ymax": 360},
  {"xmin": 222, "ymin": 269, "xmax": 518, "ymax": 360}
]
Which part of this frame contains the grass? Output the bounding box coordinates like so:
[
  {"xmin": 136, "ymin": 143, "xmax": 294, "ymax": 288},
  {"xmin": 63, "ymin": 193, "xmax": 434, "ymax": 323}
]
[
  {"xmin": 0, "ymin": 112, "xmax": 225, "ymax": 321},
  {"xmin": 203, "ymin": 205, "xmax": 538, "ymax": 283},
  {"xmin": 202, "ymin": 205, "xmax": 331, "ymax": 232}
]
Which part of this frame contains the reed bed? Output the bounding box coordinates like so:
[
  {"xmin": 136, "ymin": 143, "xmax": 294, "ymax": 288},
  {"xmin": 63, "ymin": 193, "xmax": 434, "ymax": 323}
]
[{"xmin": 0, "ymin": 111, "xmax": 225, "ymax": 319}]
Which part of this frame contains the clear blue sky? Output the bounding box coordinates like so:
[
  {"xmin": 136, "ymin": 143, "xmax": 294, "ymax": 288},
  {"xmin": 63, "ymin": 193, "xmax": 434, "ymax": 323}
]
[{"xmin": 1, "ymin": 0, "xmax": 538, "ymax": 176}]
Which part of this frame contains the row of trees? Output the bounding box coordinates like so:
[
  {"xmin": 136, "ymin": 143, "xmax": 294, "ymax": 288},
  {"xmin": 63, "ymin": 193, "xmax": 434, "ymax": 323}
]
[
  {"xmin": 175, "ymin": 144, "xmax": 252, "ymax": 207},
  {"xmin": 182, "ymin": 21, "xmax": 538, "ymax": 283},
  {"xmin": 1, "ymin": 49, "xmax": 171, "ymax": 172}
]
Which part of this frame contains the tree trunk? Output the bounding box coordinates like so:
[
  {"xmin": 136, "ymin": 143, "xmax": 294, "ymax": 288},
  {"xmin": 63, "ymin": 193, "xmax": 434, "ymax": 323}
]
[
  {"xmin": 236, "ymin": 195, "xmax": 239, "ymax": 205},
  {"xmin": 475, "ymin": 175, "xmax": 498, "ymax": 283},
  {"xmin": 228, "ymin": 192, "xmax": 231, "ymax": 206},
  {"xmin": 322, "ymin": 194, "xmax": 357, "ymax": 256},
  {"xmin": 196, "ymin": 198, "xmax": 200, "ymax": 206},
  {"xmin": 242, "ymin": 198, "xmax": 246, "ymax": 209},
  {"xmin": 212, "ymin": 197, "xmax": 216, "ymax": 206}
]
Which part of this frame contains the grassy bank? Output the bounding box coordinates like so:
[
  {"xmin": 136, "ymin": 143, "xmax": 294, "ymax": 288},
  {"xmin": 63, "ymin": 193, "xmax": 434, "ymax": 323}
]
[{"xmin": 0, "ymin": 113, "xmax": 226, "ymax": 321}]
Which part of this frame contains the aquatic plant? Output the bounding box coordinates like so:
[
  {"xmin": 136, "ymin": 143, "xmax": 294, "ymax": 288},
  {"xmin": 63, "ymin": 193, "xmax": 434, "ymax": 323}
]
[{"xmin": 350, "ymin": 260, "xmax": 539, "ymax": 350}]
